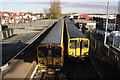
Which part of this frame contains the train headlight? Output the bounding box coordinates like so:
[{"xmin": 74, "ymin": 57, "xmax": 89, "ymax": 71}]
[
  {"xmin": 39, "ymin": 61, "xmax": 44, "ymax": 64},
  {"xmin": 70, "ymin": 52, "xmax": 74, "ymax": 55},
  {"xmin": 56, "ymin": 61, "xmax": 61, "ymax": 64},
  {"xmin": 57, "ymin": 61, "xmax": 61, "ymax": 64},
  {"xmin": 83, "ymin": 52, "xmax": 88, "ymax": 56}
]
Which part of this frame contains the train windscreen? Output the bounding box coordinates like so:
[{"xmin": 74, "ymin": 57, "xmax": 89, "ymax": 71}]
[
  {"xmin": 70, "ymin": 40, "xmax": 88, "ymax": 49},
  {"xmin": 70, "ymin": 40, "xmax": 81, "ymax": 49},
  {"xmin": 38, "ymin": 47, "xmax": 61, "ymax": 57},
  {"xmin": 38, "ymin": 47, "xmax": 47, "ymax": 57},
  {"xmin": 70, "ymin": 40, "xmax": 76, "ymax": 49},
  {"xmin": 82, "ymin": 40, "xmax": 88, "ymax": 48}
]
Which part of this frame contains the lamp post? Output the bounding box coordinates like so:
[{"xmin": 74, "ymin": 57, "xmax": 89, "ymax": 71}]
[
  {"xmin": 0, "ymin": 15, "xmax": 2, "ymax": 80},
  {"xmin": 104, "ymin": 0, "xmax": 109, "ymax": 44},
  {"xmin": 114, "ymin": 14, "xmax": 117, "ymax": 31}
]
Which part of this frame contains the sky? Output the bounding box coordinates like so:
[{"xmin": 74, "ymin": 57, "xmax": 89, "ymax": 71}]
[{"xmin": 0, "ymin": 0, "xmax": 120, "ymax": 14}]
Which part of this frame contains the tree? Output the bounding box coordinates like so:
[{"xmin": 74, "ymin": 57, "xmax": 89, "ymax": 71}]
[{"xmin": 43, "ymin": 8, "xmax": 51, "ymax": 19}]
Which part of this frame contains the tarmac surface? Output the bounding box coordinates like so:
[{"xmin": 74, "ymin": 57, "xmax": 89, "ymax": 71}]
[
  {"xmin": 1, "ymin": 19, "xmax": 57, "ymax": 65},
  {"xmin": 1, "ymin": 19, "xmax": 57, "ymax": 79}
]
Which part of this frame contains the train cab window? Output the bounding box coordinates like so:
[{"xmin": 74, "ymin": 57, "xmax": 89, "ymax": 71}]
[
  {"xmin": 70, "ymin": 40, "xmax": 75, "ymax": 49},
  {"xmin": 76, "ymin": 40, "xmax": 80, "ymax": 48},
  {"xmin": 48, "ymin": 49, "xmax": 52, "ymax": 57},
  {"xmin": 82, "ymin": 40, "xmax": 88, "ymax": 48},
  {"xmin": 52, "ymin": 47, "xmax": 61, "ymax": 57},
  {"xmin": 38, "ymin": 47, "xmax": 47, "ymax": 57}
]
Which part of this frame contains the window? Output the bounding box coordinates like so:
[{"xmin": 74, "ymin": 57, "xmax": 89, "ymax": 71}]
[
  {"xmin": 38, "ymin": 47, "xmax": 61, "ymax": 57},
  {"xmin": 87, "ymin": 25, "xmax": 94, "ymax": 28},
  {"xmin": 48, "ymin": 49, "xmax": 52, "ymax": 57},
  {"xmin": 76, "ymin": 40, "xmax": 80, "ymax": 48},
  {"xmin": 82, "ymin": 40, "xmax": 88, "ymax": 48},
  {"xmin": 53, "ymin": 47, "xmax": 61, "ymax": 57},
  {"xmin": 70, "ymin": 40, "xmax": 76, "ymax": 49},
  {"xmin": 38, "ymin": 47, "xmax": 47, "ymax": 57}
]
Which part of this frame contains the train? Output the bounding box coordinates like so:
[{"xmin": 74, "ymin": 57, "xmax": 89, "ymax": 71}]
[
  {"xmin": 37, "ymin": 19, "xmax": 64, "ymax": 71},
  {"xmin": 65, "ymin": 19, "xmax": 90, "ymax": 60}
]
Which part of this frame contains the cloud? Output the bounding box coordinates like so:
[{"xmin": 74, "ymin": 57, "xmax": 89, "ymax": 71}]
[
  {"xmin": 62, "ymin": 2, "xmax": 118, "ymax": 13},
  {"xmin": 0, "ymin": 0, "xmax": 119, "ymax": 2},
  {"xmin": 0, "ymin": 0, "xmax": 119, "ymax": 14}
]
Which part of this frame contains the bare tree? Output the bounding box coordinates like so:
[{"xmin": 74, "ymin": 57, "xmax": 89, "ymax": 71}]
[{"xmin": 50, "ymin": 0, "xmax": 62, "ymax": 19}]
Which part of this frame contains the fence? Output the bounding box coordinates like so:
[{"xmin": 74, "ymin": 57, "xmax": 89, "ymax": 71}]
[{"xmin": 0, "ymin": 28, "xmax": 14, "ymax": 39}]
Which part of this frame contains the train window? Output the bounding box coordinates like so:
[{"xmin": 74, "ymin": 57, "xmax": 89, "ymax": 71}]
[
  {"xmin": 70, "ymin": 40, "xmax": 75, "ymax": 49},
  {"xmin": 87, "ymin": 25, "xmax": 93, "ymax": 29},
  {"xmin": 53, "ymin": 47, "xmax": 61, "ymax": 57},
  {"xmin": 48, "ymin": 49, "xmax": 52, "ymax": 57},
  {"xmin": 76, "ymin": 40, "xmax": 80, "ymax": 48},
  {"xmin": 38, "ymin": 47, "xmax": 47, "ymax": 57},
  {"xmin": 82, "ymin": 40, "xmax": 88, "ymax": 48}
]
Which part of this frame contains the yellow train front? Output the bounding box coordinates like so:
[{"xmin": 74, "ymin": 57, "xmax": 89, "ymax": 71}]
[
  {"xmin": 37, "ymin": 19, "xmax": 64, "ymax": 71},
  {"xmin": 65, "ymin": 19, "xmax": 90, "ymax": 60}
]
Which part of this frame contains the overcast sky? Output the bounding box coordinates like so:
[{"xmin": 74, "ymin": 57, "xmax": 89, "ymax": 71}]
[
  {"xmin": 0, "ymin": 0, "xmax": 119, "ymax": 2},
  {"xmin": 0, "ymin": 0, "xmax": 120, "ymax": 14}
]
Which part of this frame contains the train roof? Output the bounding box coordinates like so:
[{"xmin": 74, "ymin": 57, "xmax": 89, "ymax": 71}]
[
  {"xmin": 66, "ymin": 19, "xmax": 87, "ymax": 39},
  {"xmin": 40, "ymin": 19, "xmax": 64, "ymax": 45}
]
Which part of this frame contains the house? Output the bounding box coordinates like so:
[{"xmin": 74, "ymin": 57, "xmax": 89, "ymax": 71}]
[
  {"xmin": 9, "ymin": 18, "xmax": 15, "ymax": 24},
  {"xmin": 0, "ymin": 11, "xmax": 44, "ymax": 24},
  {"xmin": 32, "ymin": 14, "xmax": 37, "ymax": 21},
  {"xmin": 23, "ymin": 13, "xmax": 33, "ymax": 19},
  {"xmin": 2, "ymin": 18, "xmax": 9, "ymax": 24},
  {"xmin": 0, "ymin": 12, "xmax": 10, "ymax": 24},
  {"xmin": 42, "ymin": 13, "xmax": 47, "ymax": 19},
  {"xmin": 68, "ymin": 13, "xmax": 92, "ymax": 20}
]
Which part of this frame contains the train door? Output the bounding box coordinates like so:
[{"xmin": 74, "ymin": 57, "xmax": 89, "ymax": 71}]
[
  {"xmin": 46, "ymin": 48, "xmax": 53, "ymax": 65},
  {"xmin": 81, "ymin": 40, "xmax": 89, "ymax": 56},
  {"xmin": 76, "ymin": 40, "xmax": 81, "ymax": 56},
  {"xmin": 38, "ymin": 47, "xmax": 53, "ymax": 66},
  {"xmin": 70, "ymin": 40, "xmax": 76, "ymax": 56},
  {"xmin": 46, "ymin": 47, "xmax": 62, "ymax": 66},
  {"xmin": 70, "ymin": 40, "xmax": 81, "ymax": 57}
]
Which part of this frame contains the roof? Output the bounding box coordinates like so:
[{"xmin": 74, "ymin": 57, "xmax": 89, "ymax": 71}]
[
  {"xmin": 66, "ymin": 19, "xmax": 87, "ymax": 39},
  {"xmin": 74, "ymin": 19, "xmax": 96, "ymax": 23},
  {"xmin": 0, "ymin": 12, "xmax": 4, "ymax": 16},
  {"xmin": 40, "ymin": 19, "xmax": 64, "ymax": 45}
]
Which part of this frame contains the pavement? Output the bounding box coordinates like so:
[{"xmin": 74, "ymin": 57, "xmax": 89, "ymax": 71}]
[
  {"xmin": 2, "ymin": 32, "xmax": 39, "ymax": 65},
  {"xmin": 1, "ymin": 19, "xmax": 57, "ymax": 79},
  {"xmin": 1, "ymin": 19, "xmax": 57, "ymax": 65}
]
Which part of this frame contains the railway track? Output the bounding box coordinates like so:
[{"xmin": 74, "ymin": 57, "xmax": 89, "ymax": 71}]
[
  {"xmin": 32, "ymin": 58, "xmax": 101, "ymax": 80},
  {"xmin": 33, "ymin": 69, "xmax": 66, "ymax": 80},
  {"xmin": 62, "ymin": 58, "xmax": 101, "ymax": 80}
]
